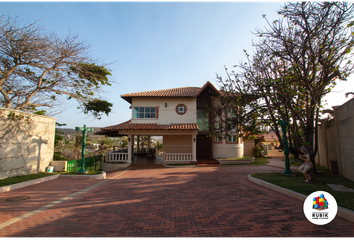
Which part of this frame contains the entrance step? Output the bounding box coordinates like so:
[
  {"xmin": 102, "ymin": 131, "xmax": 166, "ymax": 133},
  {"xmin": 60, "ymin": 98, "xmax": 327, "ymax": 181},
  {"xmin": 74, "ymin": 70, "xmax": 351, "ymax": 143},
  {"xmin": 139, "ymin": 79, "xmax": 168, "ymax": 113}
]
[
  {"xmin": 197, "ymin": 163, "xmax": 220, "ymax": 167},
  {"xmin": 130, "ymin": 164, "xmax": 166, "ymax": 169},
  {"xmin": 196, "ymin": 159, "xmax": 220, "ymax": 167}
]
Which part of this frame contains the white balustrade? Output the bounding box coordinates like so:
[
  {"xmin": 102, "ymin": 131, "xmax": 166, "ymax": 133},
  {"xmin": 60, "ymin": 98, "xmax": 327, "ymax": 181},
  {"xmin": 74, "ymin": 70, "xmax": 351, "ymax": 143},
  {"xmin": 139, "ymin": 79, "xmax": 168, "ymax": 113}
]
[
  {"xmin": 106, "ymin": 152, "xmax": 129, "ymax": 162},
  {"xmin": 164, "ymin": 153, "xmax": 193, "ymax": 161}
]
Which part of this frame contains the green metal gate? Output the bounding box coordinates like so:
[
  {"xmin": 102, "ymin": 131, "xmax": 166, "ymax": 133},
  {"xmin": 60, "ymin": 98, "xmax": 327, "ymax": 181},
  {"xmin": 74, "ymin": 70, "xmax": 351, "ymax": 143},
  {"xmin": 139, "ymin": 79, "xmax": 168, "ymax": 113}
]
[{"xmin": 67, "ymin": 155, "xmax": 103, "ymax": 172}]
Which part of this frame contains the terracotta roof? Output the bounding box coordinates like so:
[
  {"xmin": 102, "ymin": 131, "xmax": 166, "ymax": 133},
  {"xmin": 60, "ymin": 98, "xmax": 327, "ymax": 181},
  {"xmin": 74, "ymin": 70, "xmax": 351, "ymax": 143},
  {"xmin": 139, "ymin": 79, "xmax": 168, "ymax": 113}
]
[
  {"xmin": 121, "ymin": 81, "xmax": 221, "ymax": 104},
  {"xmin": 95, "ymin": 120, "xmax": 199, "ymax": 135}
]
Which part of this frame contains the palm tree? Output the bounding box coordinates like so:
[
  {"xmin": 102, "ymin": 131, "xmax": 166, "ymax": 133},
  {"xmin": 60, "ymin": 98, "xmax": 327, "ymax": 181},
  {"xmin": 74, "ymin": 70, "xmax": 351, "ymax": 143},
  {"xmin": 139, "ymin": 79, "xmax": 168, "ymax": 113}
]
[
  {"xmin": 120, "ymin": 137, "xmax": 128, "ymax": 149},
  {"xmin": 74, "ymin": 132, "xmax": 83, "ymax": 159},
  {"xmin": 94, "ymin": 137, "xmax": 113, "ymax": 155},
  {"xmin": 156, "ymin": 141, "xmax": 163, "ymax": 153}
]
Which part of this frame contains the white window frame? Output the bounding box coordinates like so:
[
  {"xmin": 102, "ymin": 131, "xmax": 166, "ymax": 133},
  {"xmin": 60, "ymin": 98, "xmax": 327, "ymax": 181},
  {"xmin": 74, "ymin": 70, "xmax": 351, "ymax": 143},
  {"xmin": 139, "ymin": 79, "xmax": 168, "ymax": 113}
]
[
  {"xmin": 227, "ymin": 135, "xmax": 238, "ymax": 143},
  {"xmin": 133, "ymin": 107, "xmax": 157, "ymax": 119}
]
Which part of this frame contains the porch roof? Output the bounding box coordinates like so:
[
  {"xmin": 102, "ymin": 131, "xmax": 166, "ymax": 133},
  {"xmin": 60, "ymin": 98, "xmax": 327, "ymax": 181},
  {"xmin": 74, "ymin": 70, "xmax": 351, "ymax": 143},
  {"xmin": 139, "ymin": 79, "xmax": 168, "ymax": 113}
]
[{"xmin": 95, "ymin": 120, "xmax": 199, "ymax": 136}]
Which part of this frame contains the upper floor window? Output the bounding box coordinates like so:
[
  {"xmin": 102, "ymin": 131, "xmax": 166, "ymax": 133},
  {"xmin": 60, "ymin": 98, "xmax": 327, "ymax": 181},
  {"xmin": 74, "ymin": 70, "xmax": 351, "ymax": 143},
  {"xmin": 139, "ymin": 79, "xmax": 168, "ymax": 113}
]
[
  {"xmin": 133, "ymin": 107, "xmax": 157, "ymax": 119},
  {"xmin": 226, "ymin": 107, "xmax": 237, "ymax": 118},
  {"xmin": 176, "ymin": 104, "xmax": 187, "ymax": 115}
]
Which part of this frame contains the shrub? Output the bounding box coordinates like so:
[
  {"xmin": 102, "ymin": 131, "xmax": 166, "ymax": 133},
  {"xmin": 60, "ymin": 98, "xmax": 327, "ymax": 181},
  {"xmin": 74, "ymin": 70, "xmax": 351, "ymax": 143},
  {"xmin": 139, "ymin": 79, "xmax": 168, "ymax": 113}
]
[{"xmin": 251, "ymin": 145, "xmax": 263, "ymax": 157}]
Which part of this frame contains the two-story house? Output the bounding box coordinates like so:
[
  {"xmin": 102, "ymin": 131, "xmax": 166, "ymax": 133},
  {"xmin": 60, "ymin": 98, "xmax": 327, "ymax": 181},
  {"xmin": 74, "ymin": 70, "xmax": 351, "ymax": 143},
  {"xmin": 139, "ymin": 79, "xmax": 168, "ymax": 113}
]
[{"xmin": 96, "ymin": 81, "xmax": 254, "ymax": 165}]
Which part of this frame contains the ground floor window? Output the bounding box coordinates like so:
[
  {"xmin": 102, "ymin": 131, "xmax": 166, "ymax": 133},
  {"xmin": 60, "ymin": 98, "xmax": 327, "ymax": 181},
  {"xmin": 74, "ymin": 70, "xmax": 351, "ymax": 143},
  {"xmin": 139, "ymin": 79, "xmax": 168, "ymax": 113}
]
[
  {"xmin": 215, "ymin": 135, "xmax": 222, "ymax": 143},
  {"xmin": 227, "ymin": 135, "xmax": 238, "ymax": 143}
]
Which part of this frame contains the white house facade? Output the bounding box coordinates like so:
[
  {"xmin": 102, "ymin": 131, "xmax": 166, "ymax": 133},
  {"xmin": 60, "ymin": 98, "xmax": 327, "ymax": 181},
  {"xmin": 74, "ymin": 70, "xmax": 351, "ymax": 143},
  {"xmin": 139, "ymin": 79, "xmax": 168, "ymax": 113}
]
[{"xmin": 96, "ymin": 82, "xmax": 254, "ymax": 165}]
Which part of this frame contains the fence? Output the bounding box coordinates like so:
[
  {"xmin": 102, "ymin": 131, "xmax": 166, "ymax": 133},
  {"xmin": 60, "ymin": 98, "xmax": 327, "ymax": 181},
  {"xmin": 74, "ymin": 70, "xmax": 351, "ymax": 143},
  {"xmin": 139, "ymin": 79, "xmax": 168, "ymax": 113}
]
[
  {"xmin": 67, "ymin": 155, "xmax": 103, "ymax": 172},
  {"xmin": 106, "ymin": 152, "xmax": 129, "ymax": 162},
  {"xmin": 164, "ymin": 153, "xmax": 193, "ymax": 161}
]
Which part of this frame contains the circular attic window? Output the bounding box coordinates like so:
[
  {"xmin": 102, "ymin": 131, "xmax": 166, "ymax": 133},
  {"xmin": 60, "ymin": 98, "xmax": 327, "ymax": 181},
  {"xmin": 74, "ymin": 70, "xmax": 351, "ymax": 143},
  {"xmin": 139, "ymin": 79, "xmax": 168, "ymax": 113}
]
[{"xmin": 176, "ymin": 104, "xmax": 187, "ymax": 115}]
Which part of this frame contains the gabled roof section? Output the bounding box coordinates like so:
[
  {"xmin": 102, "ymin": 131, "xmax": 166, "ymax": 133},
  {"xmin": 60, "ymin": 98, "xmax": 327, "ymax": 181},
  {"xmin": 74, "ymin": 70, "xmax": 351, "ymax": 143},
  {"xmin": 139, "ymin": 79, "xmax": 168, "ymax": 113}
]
[
  {"xmin": 120, "ymin": 81, "xmax": 221, "ymax": 104},
  {"xmin": 195, "ymin": 81, "xmax": 222, "ymax": 97},
  {"xmin": 95, "ymin": 120, "xmax": 199, "ymax": 136},
  {"xmin": 121, "ymin": 87, "xmax": 201, "ymax": 104}
]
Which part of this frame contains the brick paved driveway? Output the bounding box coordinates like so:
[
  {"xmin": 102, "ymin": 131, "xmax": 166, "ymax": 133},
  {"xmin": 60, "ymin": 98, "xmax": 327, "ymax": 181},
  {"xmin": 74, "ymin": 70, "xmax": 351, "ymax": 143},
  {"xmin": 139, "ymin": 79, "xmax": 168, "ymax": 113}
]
[{"xmin": 1, "ymin": 165, "xmax": 354, "ymax": 237}]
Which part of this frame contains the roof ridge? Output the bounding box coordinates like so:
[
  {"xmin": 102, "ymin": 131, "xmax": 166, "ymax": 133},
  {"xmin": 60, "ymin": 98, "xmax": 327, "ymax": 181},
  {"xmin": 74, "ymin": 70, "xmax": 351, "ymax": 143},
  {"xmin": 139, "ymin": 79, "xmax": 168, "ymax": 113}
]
[{"xmin": 121, "ymin": 86, "xmax": 201, "ymax": 96}]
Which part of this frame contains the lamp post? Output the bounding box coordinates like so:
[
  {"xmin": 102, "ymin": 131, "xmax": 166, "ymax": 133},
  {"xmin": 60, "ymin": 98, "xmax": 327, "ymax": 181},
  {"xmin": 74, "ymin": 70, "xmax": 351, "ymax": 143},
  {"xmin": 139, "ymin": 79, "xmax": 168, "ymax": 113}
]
[
  {"xmin": 75, "ymin": 124, "xmax": 94, "ymax": 174},
  {"xmin": 278, "ymin": 118, "xmax": 295, "ymax": 176}
]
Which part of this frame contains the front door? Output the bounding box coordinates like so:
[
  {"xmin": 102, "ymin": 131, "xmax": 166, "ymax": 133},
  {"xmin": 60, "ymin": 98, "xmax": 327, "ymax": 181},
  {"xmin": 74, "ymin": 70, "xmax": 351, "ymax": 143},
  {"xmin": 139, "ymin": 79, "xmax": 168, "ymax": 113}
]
[{"xmin": 197, "ymin": 135, "xmax": 212, "ymax": 159}]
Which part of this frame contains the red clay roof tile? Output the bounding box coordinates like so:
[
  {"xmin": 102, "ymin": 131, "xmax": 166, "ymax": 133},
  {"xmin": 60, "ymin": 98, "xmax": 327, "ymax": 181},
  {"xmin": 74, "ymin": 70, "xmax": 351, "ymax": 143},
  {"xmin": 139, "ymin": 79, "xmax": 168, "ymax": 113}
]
[
  {"xmin": 97, "ymin": 120, "xmax": 199, "ymax": 133},
  {"xmin": 121, "ymin": 82, "xmax": 221, "ymax": 104}
]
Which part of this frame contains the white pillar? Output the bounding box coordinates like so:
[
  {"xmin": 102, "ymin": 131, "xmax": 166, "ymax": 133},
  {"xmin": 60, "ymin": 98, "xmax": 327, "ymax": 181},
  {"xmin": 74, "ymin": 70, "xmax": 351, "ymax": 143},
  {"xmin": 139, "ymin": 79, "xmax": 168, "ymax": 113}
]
[
  {"xmin": 192, "ymin": 134, "xmax": 197, "ymax": 161},
  {"xmin": 128, "ymin": 134, "xmax": 133, "ymax": 163}
]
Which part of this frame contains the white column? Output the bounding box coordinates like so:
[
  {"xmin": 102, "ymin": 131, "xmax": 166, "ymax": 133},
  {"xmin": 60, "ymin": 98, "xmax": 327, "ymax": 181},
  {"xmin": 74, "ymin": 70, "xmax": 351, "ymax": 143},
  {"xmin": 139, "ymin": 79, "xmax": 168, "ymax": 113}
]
[
  {"xmin": 192, "ymin": 134, "xmax": 197, "ymax": 161},
  {"xmin": 128, "ymin": 134, "xmax": 133, "ymax": 163}
]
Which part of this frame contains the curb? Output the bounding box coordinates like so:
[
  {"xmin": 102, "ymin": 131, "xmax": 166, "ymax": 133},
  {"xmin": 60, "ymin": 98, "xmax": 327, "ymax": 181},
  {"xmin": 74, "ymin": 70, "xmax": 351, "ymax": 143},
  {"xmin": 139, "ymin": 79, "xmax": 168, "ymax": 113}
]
[
  {"xmin": 248, "ymin": 174, "xmax": 354, "ymax": 223},
  {"xmin": 163, "ymin": 164, "xmax": 197, "ymax": 168},
  {"xmin": 59, "ymin": 171, "xmax": 106, "ymax": 180},
  {"xmin": 0, "ymin": 174, "xmax": 60, "ymax": 193}
]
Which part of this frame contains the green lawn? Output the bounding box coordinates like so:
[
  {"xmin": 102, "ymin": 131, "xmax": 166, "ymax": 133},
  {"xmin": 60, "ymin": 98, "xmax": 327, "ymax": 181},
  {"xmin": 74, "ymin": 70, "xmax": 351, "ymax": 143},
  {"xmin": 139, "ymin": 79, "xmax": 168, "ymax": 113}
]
[
  {"xmin": 252, "ymin": 171, "xmax": 354, "ymax": 211},
  {"xmin": 251, "ymin": 157, "xmax": 271, "ymax": 165},
  {"xmin": 220, "ymin": 157, "xmax": 270, "ymax": 165},
  {"xmin": 221, "ymin": 156, "xmax": 254, "ymax": 160},
  {"xmin": 0, "ymin": 172, "xmax": 58, "ymax": 187},
  {"xmin": 282, "ymin": 157, "xmax": 329, "ymax": 171},
  {"xmin": 61, "ymin": 171, "xmax": 103, "ymax": 175}
]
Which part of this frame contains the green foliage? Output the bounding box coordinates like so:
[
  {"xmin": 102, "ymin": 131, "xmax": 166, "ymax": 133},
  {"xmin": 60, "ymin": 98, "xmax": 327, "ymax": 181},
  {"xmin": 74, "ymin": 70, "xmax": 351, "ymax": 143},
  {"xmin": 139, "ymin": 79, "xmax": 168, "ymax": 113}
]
[
  {"xmin": 120, "ymin": 137, "xmax": 128, "ymax": 148},
  {"xmin": 53, "ymin": 122, "xmax": 67, "ymax": 160},
  {"xmin": 218, "ymin": 2, "xmax": 354, "ymax": 166},
  {"xmin": 69, "ymin": 63, "xmax": 112, "ymax": 87},
  {"xmin": 251, "ymin": 145, "xmax": 263, "ymax": 158},
  {"xmin": 53, "ymin": 152, "xmax": 68, "ymax": 160},
  {"xmin": 93, "ymin": 137, "xmax": 113, "ymax": 155},
  {"xmin": 83, "ymin": 99, "xmax": 113, "ymax": 120},
  {"xmin": 156, "ymin": 141, "xmax": 163, "ymax": 153},
  {"xmin": 0, "ymin": 14, "xmax": 113, "ymax": 115},
  {"xmin": 33, "ymin": 110, "xmax": 46, "ymax": 115}
]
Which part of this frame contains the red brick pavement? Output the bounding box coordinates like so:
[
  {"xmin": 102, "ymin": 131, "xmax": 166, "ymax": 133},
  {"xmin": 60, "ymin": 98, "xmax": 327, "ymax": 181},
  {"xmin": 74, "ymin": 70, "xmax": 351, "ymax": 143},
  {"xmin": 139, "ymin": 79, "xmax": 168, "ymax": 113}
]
[{"xmin": 1, "ymin": 165, "xmax": 354, "ymax": 237}]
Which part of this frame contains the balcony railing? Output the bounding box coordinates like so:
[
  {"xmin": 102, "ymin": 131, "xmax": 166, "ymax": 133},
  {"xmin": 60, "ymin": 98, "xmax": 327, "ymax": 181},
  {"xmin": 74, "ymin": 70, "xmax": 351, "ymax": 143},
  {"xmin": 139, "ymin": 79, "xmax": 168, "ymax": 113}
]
[
  {"xmin": 163, "ymin": 153, "xmax": 193, "ymax": 161},
  {"xmin": 106, "ymin": 152, "xmax": 129, "ymax": 162}
]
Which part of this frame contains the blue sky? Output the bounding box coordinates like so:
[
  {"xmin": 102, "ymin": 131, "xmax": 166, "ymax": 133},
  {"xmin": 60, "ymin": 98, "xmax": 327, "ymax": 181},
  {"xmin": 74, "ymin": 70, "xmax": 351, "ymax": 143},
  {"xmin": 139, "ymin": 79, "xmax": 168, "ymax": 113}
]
[{"xmin": 1, "ymin": 2, "xmax": 352, "ymax": 128}]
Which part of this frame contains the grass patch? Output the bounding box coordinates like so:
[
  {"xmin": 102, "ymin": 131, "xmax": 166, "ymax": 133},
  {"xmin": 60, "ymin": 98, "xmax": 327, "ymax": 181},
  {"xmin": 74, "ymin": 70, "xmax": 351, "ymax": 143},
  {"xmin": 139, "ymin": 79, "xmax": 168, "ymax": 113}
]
[
  {"xmin": 105, "ymin": 162, "xmax": 128, "ymax": 164},
  {"xmin": 0, "ymin": 172, "xmax": 58, "ymax": 187},
  {"xmin": 282, "ymin": 157, "xmax": 329, "ymax": 171},
  {"xmin": 221, "ymin": 156, "xmax": 253, "ymax": 160},
  {"xmin": 221, "ymin": 157, "xmax": 270, "ymax": 165},
  {"xmin": 251, "ymin": 172, "xmax": 354, "ymax": 211},
  {"xmin": 250, "ymin": 157, "xmax": 271, "ymax": 165},
  {"xmin": 61, "ymin": 171, "xmax": 103, "ymax": 175}
]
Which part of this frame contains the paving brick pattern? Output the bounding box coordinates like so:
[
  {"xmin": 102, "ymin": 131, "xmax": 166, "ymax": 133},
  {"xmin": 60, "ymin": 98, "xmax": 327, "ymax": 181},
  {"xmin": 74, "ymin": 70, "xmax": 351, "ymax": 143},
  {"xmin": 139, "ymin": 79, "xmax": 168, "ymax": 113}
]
[{"xmin": 1, "ymin": 165, "xmax": 354, "ymax": 237}]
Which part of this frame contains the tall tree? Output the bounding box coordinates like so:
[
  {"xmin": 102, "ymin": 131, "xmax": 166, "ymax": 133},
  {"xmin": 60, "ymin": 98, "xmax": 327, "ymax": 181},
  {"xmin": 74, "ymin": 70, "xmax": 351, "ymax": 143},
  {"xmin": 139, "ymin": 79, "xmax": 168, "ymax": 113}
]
[
  {"xmin": 0, "ymin": 14, "xmax": 113, "ymax": 117},
  {"xmin": 217, "ymin": 2, "xmax": 354, "ymax": 176}
]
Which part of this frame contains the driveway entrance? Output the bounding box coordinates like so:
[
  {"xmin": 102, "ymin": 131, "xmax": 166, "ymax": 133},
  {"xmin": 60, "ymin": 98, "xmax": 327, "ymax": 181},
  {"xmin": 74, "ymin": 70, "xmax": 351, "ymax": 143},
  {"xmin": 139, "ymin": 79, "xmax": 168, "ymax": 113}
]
[{"xmin": 1, "ymin": 165, "xmax": 354, "ymax": 237}]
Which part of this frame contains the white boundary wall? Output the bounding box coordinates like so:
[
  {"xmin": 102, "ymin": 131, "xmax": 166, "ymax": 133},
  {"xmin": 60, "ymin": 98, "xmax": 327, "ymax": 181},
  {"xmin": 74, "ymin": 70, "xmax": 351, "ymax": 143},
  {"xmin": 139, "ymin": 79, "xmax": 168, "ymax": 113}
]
[{"xmin": 0, "ymin": 108, "xmax": 56, "ymax": 179}]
